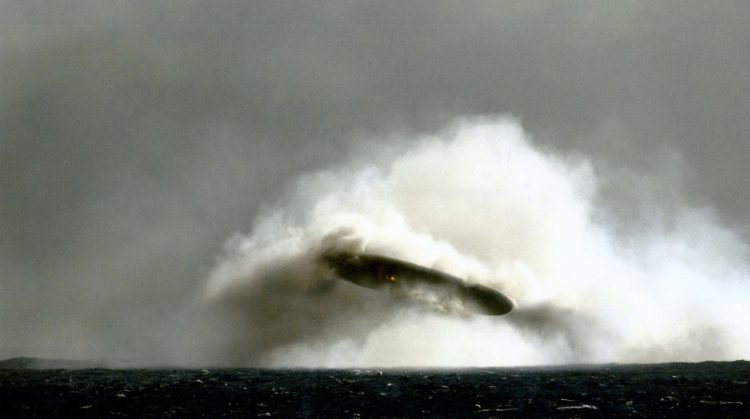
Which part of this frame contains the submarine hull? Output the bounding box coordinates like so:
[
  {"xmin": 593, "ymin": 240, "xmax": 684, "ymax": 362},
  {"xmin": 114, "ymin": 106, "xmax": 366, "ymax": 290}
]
[{"xmin": 320, "ymin": 251, "xmax": 514, "ymax": 315}]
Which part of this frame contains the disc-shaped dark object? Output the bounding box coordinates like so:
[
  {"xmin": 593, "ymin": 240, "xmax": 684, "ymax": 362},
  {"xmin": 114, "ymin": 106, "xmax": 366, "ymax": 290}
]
[{"xmin": 320, "ymin": 251, "xmax": 514, "ymax": 315}]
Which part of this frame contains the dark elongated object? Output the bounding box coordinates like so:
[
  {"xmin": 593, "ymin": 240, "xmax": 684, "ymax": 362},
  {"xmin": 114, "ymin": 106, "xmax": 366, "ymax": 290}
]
[{"xmin": 320, "ymin": 251, "xmax": 515, "ymax": 315}]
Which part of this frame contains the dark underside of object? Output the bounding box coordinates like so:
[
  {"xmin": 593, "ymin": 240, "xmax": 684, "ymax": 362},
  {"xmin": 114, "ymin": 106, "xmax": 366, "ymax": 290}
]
[{"xmin": 319, "ymin": 251, "xmax": 514, "ymax": 315}]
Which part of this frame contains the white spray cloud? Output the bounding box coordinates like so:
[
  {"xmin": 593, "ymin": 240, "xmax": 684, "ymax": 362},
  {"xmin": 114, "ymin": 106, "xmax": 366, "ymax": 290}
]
[{"xmin": 205, "ymin": 116, "xmax": 750, "ymax": 367}]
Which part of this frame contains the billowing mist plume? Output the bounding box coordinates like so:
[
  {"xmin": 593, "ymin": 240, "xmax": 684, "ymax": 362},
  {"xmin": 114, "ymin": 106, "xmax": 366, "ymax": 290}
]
[{"xmin": 206, "ymin": 117, "xmax": 750, "ymax": 367}]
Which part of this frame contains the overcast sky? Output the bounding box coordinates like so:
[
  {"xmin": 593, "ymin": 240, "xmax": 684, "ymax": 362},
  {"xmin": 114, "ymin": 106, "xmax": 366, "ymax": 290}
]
[{"xmin": 1, "ymin": 1, "xmax": 748, "ymax": 363}]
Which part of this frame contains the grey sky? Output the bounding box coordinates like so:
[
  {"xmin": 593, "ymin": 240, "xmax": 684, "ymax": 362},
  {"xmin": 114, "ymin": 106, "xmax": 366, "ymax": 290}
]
[{"xmin": 1, "ymin": 1, "xmax": 748, "ymax": 362}]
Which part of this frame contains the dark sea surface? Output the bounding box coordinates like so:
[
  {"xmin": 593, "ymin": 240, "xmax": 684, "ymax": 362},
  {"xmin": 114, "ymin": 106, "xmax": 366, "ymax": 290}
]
[{"xmin": 1, "ymin": 359, "xmax": 748, "ymax": 418}]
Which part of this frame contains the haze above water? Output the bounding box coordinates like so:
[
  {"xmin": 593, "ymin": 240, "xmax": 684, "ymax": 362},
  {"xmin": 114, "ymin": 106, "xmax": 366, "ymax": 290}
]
[{"xmin": 1, "ymin": 1, "xmax": 749, "ymax": 367}]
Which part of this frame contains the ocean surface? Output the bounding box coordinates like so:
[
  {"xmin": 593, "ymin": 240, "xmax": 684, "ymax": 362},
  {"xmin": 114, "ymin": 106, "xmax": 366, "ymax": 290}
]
[{"xmin": 1, "ymin": 359, "xmax": 748, "ymax": 417}]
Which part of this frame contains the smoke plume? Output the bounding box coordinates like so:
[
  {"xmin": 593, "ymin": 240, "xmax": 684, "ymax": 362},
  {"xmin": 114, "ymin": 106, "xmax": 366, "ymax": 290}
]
[{"xmin": 206, "ymin": 117, "xmax": 750, "ymax": 367}]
